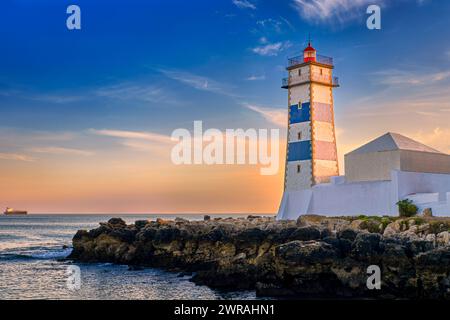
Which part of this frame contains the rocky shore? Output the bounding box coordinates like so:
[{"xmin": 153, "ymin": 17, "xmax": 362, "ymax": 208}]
[{"xmin": 68, "ymin": 215, "xmax": 450, "ymax": 299}]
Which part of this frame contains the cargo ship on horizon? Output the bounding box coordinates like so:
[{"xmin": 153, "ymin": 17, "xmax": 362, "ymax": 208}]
[{"xmin": 3, "ymin": 207, "xmax": 28, "ymax": 215}]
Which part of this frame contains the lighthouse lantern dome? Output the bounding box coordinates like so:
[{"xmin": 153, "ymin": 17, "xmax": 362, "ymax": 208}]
[{"xmin": 303, "ymin": 41, "xmax": 316, "ymax": 62}]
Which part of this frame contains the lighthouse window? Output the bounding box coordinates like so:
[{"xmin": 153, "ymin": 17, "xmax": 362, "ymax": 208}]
[
  {"xmin": 297, "ymin": 164, "xmax": 301, "ymax": 173},
  {"xmin": 298, "ymin": 69, "xmax": 302, "ymax": 76},
  {"xmin": 320, "ymin": 68, "xmax": 323, "ymax": 75},
  {"xmin": 297, "ymin": 132, "xmax": 302, "ymax": 140}
]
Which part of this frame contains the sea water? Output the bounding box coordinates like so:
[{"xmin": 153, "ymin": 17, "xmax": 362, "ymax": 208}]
[{"xmin": 0, "ymin": 214, "xmax": 258, "ymax": 300}]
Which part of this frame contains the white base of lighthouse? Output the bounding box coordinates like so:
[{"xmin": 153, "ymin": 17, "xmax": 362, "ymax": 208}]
[{"xmin": 277, "ymin": 170, "xmax": 450, "ymax": 220}]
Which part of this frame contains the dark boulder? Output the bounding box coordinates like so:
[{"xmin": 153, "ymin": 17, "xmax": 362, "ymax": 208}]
[
  {"xmin": 108, "ymin": 217, "xmax": 126, "ymax": 227},
  {"xmin": 351, "ymin": 233, "xmax": 382, "ymax": 258},
  {"xmin": 134, "ymin": 220, "xmax": 149, "ymax": 230},
  {"xmin": 289, "ymin": 226, "xmax": 322, "ymax": 241}
]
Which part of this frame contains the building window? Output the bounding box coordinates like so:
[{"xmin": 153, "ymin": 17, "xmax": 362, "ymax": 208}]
[
  {"xmin": 320, "ymin": 68, "xmax": 323, "ymax": 75},
  {"xmin": 297, "ymin": 164, "xmax": 301, "ymax": 173},
  {"xmin": 297, "ymin": 132, "xmax": 302, "ymax": 140},
  {"xmin": 298, "ymin": 69, "xmax": 302, "ymax": 76}
]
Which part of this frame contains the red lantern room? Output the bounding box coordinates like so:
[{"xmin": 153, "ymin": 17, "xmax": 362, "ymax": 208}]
[{"xmin": 303, "ymin": 41, "xmax": 316, "ymax": 63}]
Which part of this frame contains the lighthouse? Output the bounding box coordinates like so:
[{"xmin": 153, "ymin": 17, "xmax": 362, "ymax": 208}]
[
  {"xmin": 281, "ymin": 41, "xmax": 339, "ymax": 192},
  {"xmin": 277, "ymin": 41, "xmax": 450, "ymax": 220}
]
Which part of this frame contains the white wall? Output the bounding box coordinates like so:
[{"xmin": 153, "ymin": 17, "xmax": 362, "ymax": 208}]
[
  {"xmin": 345, "ymin": 151, "xmax": 401, "ymax": 182},
  {"xmin": 393, "ymin": 170, "xmax": 450, "ymax": 199},
  {"xmin": 308, "ymin": 180, "xmax": 393, "ymax": 216},
  {"xmin": 277, "ymin": 169, "xmax": 450, "ymax": 219}
]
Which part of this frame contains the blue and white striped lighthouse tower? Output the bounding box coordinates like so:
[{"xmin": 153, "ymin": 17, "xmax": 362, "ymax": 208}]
[{"xmin": 278, "ymin": 41, "xmax": 339, "ymax": 218}]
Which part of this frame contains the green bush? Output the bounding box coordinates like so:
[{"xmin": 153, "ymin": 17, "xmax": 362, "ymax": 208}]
[{"xmin": 396, "ymin": 199, "xmax": 418, "ymax": 217}]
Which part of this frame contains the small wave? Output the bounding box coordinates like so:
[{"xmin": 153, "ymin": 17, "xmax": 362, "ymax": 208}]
[
  {"xmin": 0, "ymin": 247, "xmax": 72, "ymax": 261},
  {"xmin": 29, "ymin": 248, "xmax": 72, "ymax": 259}
]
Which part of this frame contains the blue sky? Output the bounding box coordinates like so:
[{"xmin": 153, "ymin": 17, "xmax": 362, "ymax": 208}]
[
  {"xmin": 1, "ymin": 0, "xmax": 449, "ymax": 213},
  {"xmin": 1, "ymin": 0, "xmax": 448, "ymax": 132}
]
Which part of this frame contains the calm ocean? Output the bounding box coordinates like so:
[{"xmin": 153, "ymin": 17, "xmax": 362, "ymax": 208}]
[{"xmin": 0, "ymin": 214, "xmax": 258, "ymax": 300}]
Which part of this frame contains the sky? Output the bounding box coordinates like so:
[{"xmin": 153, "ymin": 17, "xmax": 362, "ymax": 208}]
[{"xmin": 0, "ymin": 0, "xmax": 449, "ymax": 213}]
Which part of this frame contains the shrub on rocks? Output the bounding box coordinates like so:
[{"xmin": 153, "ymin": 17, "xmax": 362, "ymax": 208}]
[{"xmin": 396, "ymin": 199, "xmax": 418, "ymax": 217}]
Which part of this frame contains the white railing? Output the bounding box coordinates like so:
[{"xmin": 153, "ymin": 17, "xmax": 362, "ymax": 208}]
[{"xmin": 282, "ymin": 73, "xmax": 339, "ymax": 87}]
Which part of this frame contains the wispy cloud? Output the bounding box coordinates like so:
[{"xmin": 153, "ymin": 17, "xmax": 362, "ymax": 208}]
[
  {"xmin": 256, "ymin": 19, "xmax": 283, "ymax": 33},
  {"xmin": 89, "ymin": 128, "xmax": 173, "ymax": 155},
  {"xmin": 243, "ymin": 103, "xmax": 286, "ymax": 127},
  {"xmin": 0, "ymin": 153, "xmax": 34, "ymax": 162},
  {"xmin": 232, "ymin": 0, "xmax": 256, "ymax": 10},
  {"xmin": 252, "ymin": 41, "xmax": 292, "ymax": 56},
  {"xmin": 96, "ymin": 83, "xmax": 167, "ymax": 103},
  {"xmin": 89, "ymin": 129, "xmax": 172, "ymax": 144},
  {"xmin": 158, "ymin": 68, "xmax": 235, "ymax": 97},
  {"xmin": 245, "ymin": 74, "xmax": 266, "ymax": 81},
  {"xmin": 30, "ymin": 147, "xmax": 94, "ymax": 156},
  {"xmin": 411, "ymin": 127, "xmax": 450, "ymax": 154},
  {"xmin": 373, "ymin": 69, "xmax": 450, "ymax": 86},
  {"xmin": 292, "ymin": 0, "xmax": 379, "ymax": 25},
  {"xmin": 31, "ymin": 94, "xmax": 84, "ymax": 104}
]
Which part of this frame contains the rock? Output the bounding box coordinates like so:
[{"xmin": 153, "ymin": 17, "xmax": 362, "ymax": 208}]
[
  {"xmin": 437, "ymin": 231, "xmax": 450, "ymax": 246},
  {"xmin": 156, "ymin": 218, "xmax": 169, "ymax": 225},
  {"xmin": 296, "ymin": 215, "xmax": 351, "ymax": 232},
  {"xmin": 232, "ymin": 252, "xmax": 247, "ymax": 261},
  {"xmin": 423, "ymin": 208, "xmax": 433, "ymax": 217},
  {"xmin": 289, "ymin": 226, "xmax": 322, "ymax": 241},
  {"xmin": 338, "ymin": 229, "xmax": 359, "ymax": 242},
  {"xmin": 68, "ymin": 215, "xmax": 450, "ymax": 299},
  {"xmin": 351, "ymin": 233, "xmax": 381, "ymax": 258},
  {"xmin": 383, "ymin": 221, "xmax": 402, "ymax": 237},
  {"xmin": 203, "ymin": 215, "xmax": 211, "ymax": 221},
  {"xmin": 175, "ymin": 217, "xmax": 189, "ymax": 224},
  {"xmin": 425, "ymin": 233, "xmax": 436, "ymax": 242},
  {"xmin": 108, "ymin": 217, "xmax": 126, "ymax": 227},
  {"xmin": 275, "ymin": 240, "xmax": 337, "ymax": 264},
  {"xmin": 349, "ymin": 219, "xmax": 364, "ymax": 230},
  {"xmin": 134, "ymin": 220, "xmax": 149, "ymax": 230},
  {"xmin": 417, "ymin": 223, "xmax": 430, "ymax": 234}
]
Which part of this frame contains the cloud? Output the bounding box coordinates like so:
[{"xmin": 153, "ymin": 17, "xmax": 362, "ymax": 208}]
[
  {"xmin": 232, "ymin": 0, "xmax": 256, "ymax": 10},
  {"xmin": 30, "ymin": 147, "xmax": 94, "ymax": 156},
  {"xmin": 252, "ymin": 41, "xmax": 292, "ymax": 56},
  {"xmin": 89, "ymin": 129, "xmax": 172, "ymax": 144},
  {"xmin": 411, "ymin": 127, "xmax": 450, "ymax": 154},
  {"xmin": 243, "ymin": 103, "xmax": 286, "ymax": 127},
  {"xmin": 89, "ymin": 128, "xmax": 174, "ymax": 156},
  {"xmin": 96, "ymin": 84, "xmax": 167, "ymax": 103},
  {"xmin": 158, "ymin": 69, "xmax": 235, "ymax": 97},
  {"xmin": 292, "ymin": 0, "xmax": 379, "ymax": 25},
  {"xmin": 256, "ymin": 19, "xmax": 283, "ymax": 33},
  {"xmin": 31, "ymin": 94, "xmax": 84, "ymax": 104},
  {"xmin": 0, "ymin": 153, "xmax": 34, "ymax": 162},
  {"xmin": 245, "ymin": 74, "xmax": 266, "ymax": 81},
  {"xmin": 373, "ymin": 69, "xmax": 450, "ymax": 86}
]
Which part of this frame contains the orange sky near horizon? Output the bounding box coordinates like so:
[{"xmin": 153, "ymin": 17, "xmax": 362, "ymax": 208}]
[{"xmin": 1, "ymin": 117, "xmax": 449, "ymax": 214}]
